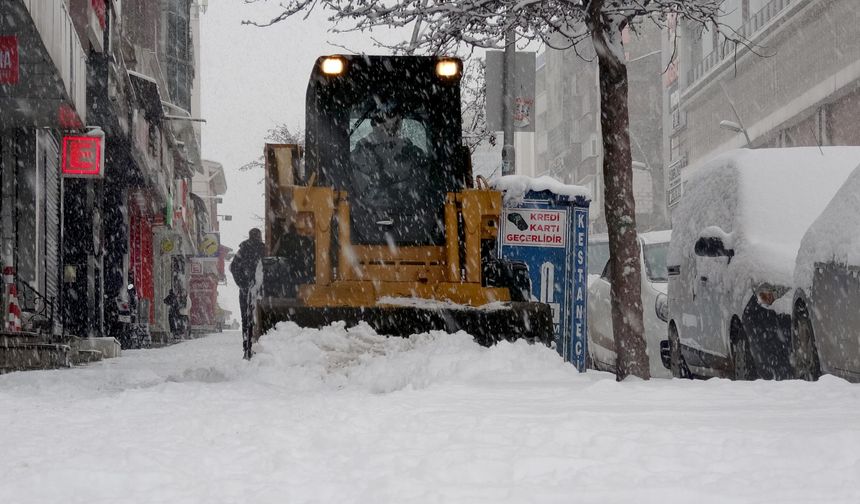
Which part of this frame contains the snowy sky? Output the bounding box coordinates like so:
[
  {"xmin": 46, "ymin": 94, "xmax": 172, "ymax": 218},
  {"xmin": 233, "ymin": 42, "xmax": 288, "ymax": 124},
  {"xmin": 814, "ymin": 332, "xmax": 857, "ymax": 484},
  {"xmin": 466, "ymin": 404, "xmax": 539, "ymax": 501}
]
[
  {"xmin": 199, "ymin": 3, "xmax": 400, "ymax": 250},
  {"xmin": 199, "ymin": 2, "xmax": 395, "ymax": 315}
]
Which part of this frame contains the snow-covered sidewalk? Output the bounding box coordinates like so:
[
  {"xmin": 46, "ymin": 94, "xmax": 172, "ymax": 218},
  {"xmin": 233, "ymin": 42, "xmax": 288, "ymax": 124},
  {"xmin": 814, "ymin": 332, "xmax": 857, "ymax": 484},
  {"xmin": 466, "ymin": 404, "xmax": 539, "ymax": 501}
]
[{"xmin": 1, "ymin": 324, "xmax": 858, "ymax": 503}]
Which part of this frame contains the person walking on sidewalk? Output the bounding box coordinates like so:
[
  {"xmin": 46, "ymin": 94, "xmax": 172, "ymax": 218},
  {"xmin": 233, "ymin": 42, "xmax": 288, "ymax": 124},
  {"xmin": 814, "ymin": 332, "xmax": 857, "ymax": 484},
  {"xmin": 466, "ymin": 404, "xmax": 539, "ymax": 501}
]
[{"xmin": 230, "ymin": 228, "xmax": 265, "ymax": 359}]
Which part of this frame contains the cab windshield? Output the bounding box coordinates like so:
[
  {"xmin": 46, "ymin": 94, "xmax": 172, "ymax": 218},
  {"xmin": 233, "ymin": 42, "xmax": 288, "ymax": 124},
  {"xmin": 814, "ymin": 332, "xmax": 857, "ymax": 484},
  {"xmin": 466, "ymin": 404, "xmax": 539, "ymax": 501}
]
[{"xmin": 349, "ymin": 110, "xmax": 430, "ymax": 153}]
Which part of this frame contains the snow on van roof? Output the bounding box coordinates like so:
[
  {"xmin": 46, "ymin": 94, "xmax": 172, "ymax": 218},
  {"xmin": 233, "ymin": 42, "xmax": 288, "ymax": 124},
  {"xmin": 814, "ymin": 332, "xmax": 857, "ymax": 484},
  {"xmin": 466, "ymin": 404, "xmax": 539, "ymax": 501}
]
[
  {"xmin": 794, "ymin": 162, "xmax": 860, "ymax": 291},
  {"xmin": 490, "ymin": 175, "xmax": 592, "ymax": 202},
  {"xmin": 640, "ymin": 230, "xmax": 672, "ymax": 245},
  {"xmin": 736, "ymin": 148, "xmax": 859, "ymax": 263},
  {"xmin": 670, "ymin": 147, "xmax": 860, "ymax": 294}
]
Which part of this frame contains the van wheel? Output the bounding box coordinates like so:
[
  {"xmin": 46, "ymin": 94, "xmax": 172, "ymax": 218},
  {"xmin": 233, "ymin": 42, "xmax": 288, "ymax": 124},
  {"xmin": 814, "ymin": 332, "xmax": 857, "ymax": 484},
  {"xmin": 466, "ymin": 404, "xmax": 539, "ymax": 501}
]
[
  {"xmin": 731, "ymin": 319, "xmax": 757, "ymax": 381},
  {"xmin": 668, "ymin": 324, "xmax": 692, "ymax": 379},
  {"xmin": 792, "ymin": 302, "xmax": 821, "ymax": 381}
]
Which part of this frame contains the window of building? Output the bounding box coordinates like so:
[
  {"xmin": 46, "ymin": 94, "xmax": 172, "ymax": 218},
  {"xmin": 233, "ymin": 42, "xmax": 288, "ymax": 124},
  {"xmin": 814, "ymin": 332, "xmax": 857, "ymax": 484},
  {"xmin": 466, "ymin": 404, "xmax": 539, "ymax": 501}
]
[
  {"xmin": 670, "ymin": 134, "xmax": 684, "ymax": 162},
  {"xmin": 165, "ymin": 0, "xmax": 193, "ymax": 111}
]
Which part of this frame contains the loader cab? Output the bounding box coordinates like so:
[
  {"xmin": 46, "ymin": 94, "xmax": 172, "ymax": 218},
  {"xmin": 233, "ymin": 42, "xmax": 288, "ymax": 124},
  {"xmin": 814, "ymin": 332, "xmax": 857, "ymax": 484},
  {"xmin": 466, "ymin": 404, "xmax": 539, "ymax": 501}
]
[{"xmin": 304, "ymin": 55, "xmax": 466, "ymax": 246}]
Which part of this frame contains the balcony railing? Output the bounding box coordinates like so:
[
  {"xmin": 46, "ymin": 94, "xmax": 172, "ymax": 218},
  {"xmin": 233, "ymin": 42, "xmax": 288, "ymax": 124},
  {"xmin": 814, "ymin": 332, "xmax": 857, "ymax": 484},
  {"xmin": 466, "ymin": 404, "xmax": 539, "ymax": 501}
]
[
  {"xmin": 687, "ymin": 0, "xmax": 793, "ymax": 86},
  {"xmin": 22, "ymin": 0, "xmax": 88, "ymax": 124}
]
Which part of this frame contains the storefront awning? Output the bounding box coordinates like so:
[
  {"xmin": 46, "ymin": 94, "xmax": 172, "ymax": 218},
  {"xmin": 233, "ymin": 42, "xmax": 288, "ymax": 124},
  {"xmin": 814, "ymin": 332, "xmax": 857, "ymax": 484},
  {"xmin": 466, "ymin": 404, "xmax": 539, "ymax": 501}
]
[
  {"xmin": 189, "ymin": 192, "xmax": 209, "ymax": 220},
  {"xmin": 127, "ymin": 70, "xmax": 163, "ymax": 120}
]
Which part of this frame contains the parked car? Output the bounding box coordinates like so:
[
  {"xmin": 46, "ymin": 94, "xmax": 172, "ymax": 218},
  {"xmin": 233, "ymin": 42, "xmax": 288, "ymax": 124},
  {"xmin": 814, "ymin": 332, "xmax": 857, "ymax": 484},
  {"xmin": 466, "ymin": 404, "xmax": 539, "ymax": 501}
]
[
  {"xmin": 665, "ymin": 148, "xmax": 859, "ymax": 380},
  {"xmin": 587, "ymin": 234, "xmax": 610, "ymax": 277},
  {"xmin": 587, "ymin": 230, "xmax": 671, "ymax": 377},
  {"xmin": 792, "ymin": 162, "xmax": 860, "ymax": 382}
]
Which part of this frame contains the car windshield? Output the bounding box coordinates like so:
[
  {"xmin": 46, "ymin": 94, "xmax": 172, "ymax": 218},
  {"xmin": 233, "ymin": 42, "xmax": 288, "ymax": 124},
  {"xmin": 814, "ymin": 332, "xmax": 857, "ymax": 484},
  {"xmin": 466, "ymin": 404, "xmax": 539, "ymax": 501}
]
[
  {"xmin": 643, "ymin": 242, "xmax": 668, "ymax": 282},
  {"xmin": 588, "ymin": 242, "xmax": 609, "ymax": 276}
]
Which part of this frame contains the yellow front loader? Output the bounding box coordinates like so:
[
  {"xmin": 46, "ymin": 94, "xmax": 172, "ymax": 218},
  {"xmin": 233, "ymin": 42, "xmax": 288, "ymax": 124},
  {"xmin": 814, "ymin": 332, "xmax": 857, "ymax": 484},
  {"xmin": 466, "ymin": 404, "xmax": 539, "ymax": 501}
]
[{"xmin": 252, "ymin": 55, "xmax": 553, "ymax": 347}]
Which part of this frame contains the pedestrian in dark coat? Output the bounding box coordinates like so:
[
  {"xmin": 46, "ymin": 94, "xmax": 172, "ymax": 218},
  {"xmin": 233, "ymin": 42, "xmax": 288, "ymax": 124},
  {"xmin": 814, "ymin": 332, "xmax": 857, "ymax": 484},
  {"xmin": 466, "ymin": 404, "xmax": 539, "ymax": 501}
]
[
  {"xmin": 230, "ymin": 228, "xmax": 265, "ymax": 356},
  {"xmin": 163, "ymin": 288, "xmax": 181, "ymax": 338}
]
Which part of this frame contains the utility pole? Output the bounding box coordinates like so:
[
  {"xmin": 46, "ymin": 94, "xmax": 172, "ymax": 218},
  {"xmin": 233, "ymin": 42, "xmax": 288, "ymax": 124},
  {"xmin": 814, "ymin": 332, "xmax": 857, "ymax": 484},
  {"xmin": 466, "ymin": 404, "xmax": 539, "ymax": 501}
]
[
  {"xmin": 501, "ymin": 23, "xmax": 516, "ymax": 175},
  {"xmin": 407, "ymin": 0, "xmax": 429, "ymax": 54}
]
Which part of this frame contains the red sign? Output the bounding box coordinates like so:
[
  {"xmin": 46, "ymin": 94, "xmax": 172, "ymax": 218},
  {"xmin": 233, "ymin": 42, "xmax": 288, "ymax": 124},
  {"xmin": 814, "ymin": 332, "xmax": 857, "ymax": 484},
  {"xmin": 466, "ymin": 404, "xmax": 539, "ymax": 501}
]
[
  {"xmin": 189, "ymin": 274, "xmax": 218, "ymax": 329},
  {"xmin": 0, "ymin": 36, "xmax": 19, "ymax": 84},
  {"xmin": 91, "ymin": 0, "xmax": 107, "ymax": 29},
  {"xmin": 58, "ymin": 104, "xmax": 84, "ymax": 129},
  {"xmin": 62, "ymin": 135, "xmax": 104, "ymax": 177}
]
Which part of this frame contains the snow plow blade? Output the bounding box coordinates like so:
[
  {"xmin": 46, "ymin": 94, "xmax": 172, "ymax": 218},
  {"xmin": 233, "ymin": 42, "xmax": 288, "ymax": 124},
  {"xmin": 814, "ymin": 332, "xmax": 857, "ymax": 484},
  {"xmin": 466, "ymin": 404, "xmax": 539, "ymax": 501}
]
[{"xmin": 254, "ymin": 299, "xmax": 555, "ymax": 347}]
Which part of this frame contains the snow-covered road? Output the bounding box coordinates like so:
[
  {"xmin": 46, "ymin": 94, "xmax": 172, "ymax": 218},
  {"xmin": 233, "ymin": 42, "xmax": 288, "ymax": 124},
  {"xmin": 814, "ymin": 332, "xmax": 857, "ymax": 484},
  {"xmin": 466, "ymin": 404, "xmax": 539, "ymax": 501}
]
[{"xmin": 2, "ymin": 324, "xmax": 859, "ymax": 503}]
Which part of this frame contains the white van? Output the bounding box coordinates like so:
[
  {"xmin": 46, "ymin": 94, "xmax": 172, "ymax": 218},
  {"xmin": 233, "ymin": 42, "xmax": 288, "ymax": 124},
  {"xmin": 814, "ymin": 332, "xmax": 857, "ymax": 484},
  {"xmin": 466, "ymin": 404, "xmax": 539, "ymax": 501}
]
[
  {"xmin": 666, "ymin": 148, "xmax": 859, "ymax": 380},
  {"xmin": 792, "ymin": 161, "xmax": 860, "ymax": 382}
]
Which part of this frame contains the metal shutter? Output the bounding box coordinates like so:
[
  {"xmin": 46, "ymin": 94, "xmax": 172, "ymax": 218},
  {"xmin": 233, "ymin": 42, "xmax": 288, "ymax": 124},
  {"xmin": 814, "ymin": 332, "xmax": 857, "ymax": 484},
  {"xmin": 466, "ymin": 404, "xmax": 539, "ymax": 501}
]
[{"xmin": 40, "ymin": 131, "xmax": 61, "ymax": 303}]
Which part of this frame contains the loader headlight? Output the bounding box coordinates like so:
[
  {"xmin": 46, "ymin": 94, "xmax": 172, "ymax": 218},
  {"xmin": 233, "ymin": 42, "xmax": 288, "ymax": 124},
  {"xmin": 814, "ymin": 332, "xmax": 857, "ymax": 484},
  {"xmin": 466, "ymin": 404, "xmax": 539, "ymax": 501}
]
[
  {"xmin": 655, "ymin": 292, "xmax": 669, "ymax": 323},
  {"xmin": 435, "ymin": 59, "xmax": 461, "ymax": 78},
  {"xmin": 321, "ymin": 57, "xmax": 346, "ymax": 76}
]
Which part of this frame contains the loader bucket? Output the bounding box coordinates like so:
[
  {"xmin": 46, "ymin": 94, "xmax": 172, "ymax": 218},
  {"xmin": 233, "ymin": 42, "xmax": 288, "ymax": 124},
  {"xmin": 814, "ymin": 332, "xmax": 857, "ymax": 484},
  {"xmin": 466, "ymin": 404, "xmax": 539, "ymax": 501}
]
[{"xmin": 254, "ymin": 298, "xmax": 555, "ymax": 348}]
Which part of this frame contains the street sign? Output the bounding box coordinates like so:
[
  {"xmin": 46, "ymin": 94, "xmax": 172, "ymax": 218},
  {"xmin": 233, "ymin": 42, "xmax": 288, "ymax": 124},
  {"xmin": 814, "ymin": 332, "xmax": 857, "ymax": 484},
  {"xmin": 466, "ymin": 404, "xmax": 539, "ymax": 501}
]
[
  {"xmin": 485, "ymin": 51, "xmax": 536, "ymax": 132},
  {"xmin": 502, "ymin": 209, "xmax": 567, "ymax": 248},
  {"xmin": 190, "ymin": 257, "xmax": 219, "ymax": 276},
  {"xmin": 62, "ymin": 131, "xmax": 105, "ymax": 177},
  {"xmin": 199, "ymin": 233, "xmax": 220, "ymax": 257},
  {"xmin": 160, "ymin": 238, "xmax": 175, "ymax": 254},
  {"xmin": 499, "ymin": 189, "xmax": 590, "ymax": 370}
]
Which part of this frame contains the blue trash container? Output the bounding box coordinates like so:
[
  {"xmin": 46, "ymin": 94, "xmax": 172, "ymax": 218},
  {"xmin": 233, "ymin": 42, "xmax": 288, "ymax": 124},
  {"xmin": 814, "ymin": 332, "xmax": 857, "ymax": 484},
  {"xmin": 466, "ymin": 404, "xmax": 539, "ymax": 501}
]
[{"xmin": 494, "ymin": 177, "xmax": 591, "ymax": 370}]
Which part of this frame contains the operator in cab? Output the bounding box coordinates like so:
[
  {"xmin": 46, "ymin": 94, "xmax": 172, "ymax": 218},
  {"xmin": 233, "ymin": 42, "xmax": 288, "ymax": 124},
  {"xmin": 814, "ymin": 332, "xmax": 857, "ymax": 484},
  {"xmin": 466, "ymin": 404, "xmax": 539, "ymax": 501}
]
[{"xmin": 350, "ymin": 101, "xmax": 428, "ymax": 220}]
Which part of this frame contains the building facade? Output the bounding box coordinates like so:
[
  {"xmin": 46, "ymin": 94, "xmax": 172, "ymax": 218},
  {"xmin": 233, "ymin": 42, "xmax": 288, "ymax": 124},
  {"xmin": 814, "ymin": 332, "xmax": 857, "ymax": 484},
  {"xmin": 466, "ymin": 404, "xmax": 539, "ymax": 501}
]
[
  {"xmin": 0, "ymin": 0, "xmax": 225, "ymax": 347},
  {"xmin": 0, "ymin": 0, "xmax": 89, "ymax": 335},
  {"xmin": 186, "ymin": 159, "xmax": 228, "ymax": 334},
  {"xmin": 534, "ymin": 23, "xmax": 667, "ymax": 233},
  {"xmin": 663, "ymin": 0, "xmax": 860, "ymax": 210}
]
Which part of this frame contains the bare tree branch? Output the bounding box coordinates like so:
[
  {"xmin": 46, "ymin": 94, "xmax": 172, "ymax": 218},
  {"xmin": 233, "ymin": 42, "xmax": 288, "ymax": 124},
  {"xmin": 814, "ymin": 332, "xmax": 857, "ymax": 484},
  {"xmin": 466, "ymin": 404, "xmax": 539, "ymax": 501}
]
[{"xmin": 240, "ymin": 124, "xmax": 304, "ymax": 175}]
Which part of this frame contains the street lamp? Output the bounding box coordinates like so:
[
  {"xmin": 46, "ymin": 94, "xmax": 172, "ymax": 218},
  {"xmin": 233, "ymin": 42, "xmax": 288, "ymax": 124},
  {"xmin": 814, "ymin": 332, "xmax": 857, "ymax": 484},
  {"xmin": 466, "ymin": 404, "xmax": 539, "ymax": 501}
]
[
  {"xmin": 626, "ymin": 49, "xmax": 662, "ymax": 64},
  {"xmin": 719, "ymin": 120, "xmax": 752, "ymax": 147},
  {"xmin": 718, "ymin": 81, "xmax": 752, "ymax": 147}
]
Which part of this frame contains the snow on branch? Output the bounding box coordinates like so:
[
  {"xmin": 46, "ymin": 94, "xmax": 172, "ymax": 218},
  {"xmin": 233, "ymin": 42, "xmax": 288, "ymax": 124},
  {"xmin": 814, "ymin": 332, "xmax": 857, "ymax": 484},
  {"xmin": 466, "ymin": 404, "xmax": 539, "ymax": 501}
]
[{"xmin": 245, "ymin": 1, "xmax": 729, "ymax": 63}]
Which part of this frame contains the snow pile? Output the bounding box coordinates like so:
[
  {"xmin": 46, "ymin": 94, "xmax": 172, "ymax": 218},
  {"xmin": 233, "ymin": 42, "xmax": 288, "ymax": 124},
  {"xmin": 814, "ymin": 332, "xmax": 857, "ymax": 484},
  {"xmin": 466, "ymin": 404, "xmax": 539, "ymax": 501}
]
[
  {"xmin": 249, "ymin": 321, "xmax": 567, "ymax": 394},
  {"xmin": 670, "ymin": 148, "xmax": 860, "ymax": 309},
  {"xmin": 794, "ymin": 163, "xmax": 860, "ymax": 291},
  {"xmin": 490, "ymin": 174, "xmax": 592, "ymax": 203},
  {"xmin": 3, "ymin": 327, "xmax": 860, "ymax": 503}
]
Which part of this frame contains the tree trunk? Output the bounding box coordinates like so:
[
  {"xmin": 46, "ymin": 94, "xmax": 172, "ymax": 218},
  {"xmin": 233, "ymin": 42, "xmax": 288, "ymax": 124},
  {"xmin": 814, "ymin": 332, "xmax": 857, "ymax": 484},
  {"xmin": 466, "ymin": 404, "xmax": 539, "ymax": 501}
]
[{"xmin": 588, "ymin": 7, "xmax": 650, "ymax": 380}]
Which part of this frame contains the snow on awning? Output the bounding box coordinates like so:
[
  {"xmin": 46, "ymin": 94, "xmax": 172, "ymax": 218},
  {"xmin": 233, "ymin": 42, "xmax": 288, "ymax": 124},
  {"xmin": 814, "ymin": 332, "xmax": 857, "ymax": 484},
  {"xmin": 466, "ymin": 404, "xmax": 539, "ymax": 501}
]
[{"xmin": 127, "ymin": 70, "xmax": 163, "ymax": 120}]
